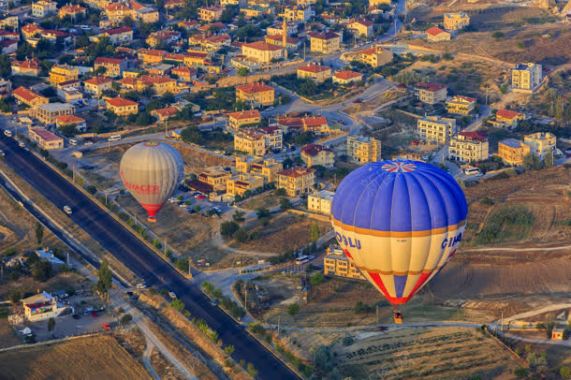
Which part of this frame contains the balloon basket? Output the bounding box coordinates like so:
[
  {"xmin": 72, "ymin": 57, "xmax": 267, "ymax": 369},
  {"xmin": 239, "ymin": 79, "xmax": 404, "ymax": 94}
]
[
  {"xmin": 147, "ymin": 216, "xmax": 157, "ymax": 223},
  {"xmin": 393, "ymin": 310, "xmax": 403, "ymax": 324}
]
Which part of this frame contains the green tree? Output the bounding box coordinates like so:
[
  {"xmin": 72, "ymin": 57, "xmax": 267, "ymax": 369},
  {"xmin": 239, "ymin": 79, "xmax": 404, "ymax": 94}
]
[
  {"xmin": 275, "ymin": 188, "xmax": 286, "ymax": 196},
  {"xmin": 279, "ymin": 198, "xmax": 292, "ymax": 211},
  {"xmin": 246, "ymin": 363, "xmax": 258, "ymax": 377},
  {"xmin": 560, "ymin": 366, "xmax": 571, "ymax": 379},
  {"xmin": 120, "ymin": 313, "xmax": 133, "ymax": 325},
  {"xmin": 544, "ymin": 151, "xmax": 554, "ymax": 168},
  {"xmin": 237, "ymin": 67, "xmax": 249, "ymax": 77},
  {"xmin": 96, "ymin": 260, "xmax": 113, "ymax": 299},
  {"xmin": 513, "ymin": 367, "xmax": 528, "ymax": 378},
  {"xmin": 180, "ymin": 126, "xmax": 204, "ymax": 145},
  {"xmin": 31, "ymin": 261, "xmax": 53, "ymax": 282},
  {"xmin": 0, "ymin": 54, "xmax": 11, "ymax": 78},
  {"xmin": 309, "ymin": 272, "xmax": 324, "ymax": 286},
  {"xmin": 287, "ymin": 303, "xmax": 300, "ymax": 316},
  {"xmin": 47, "ymin": 317, "xmax": 56, "ymax": 332},
  {"xmin": 35, "ymin": 222, "xmax": 44, "ymax": 245},
  {"xmin": 170, "ymin": 299, "xmax": 185, "ymax": 312},
  {"xmin": 309, "ymin": 222, "xmax": 320, "ymax": 242},
  {"xmin": 220, "ymin": 221, "xmax": 239, "ymax": 237},
  {"xmin": 232, "ymin": 210, "xmax": 245, "ymax": 223},
  {"xmin": 234, "ymin": 228, "xmax": 249, "ymax": 243},
  {"xmin": 256, "ymin": 208, "xmax": 270, "ymax": 219}
]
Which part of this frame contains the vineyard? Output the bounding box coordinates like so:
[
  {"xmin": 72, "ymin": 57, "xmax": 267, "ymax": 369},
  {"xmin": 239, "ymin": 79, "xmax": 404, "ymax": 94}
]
[{"xmin": 333, "ymin": 327, "xmax": 519, "ymax": 379}]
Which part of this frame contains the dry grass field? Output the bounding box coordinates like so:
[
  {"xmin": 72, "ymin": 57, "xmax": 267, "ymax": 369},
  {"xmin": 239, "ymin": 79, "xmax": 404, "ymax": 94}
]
[
  {"xmin": 0, "ymin": 335, "xmax": 151, "ymax": 380},
  {"xmin": 332, "ymin": 327, "xmax": 520, "ymax": 379}
]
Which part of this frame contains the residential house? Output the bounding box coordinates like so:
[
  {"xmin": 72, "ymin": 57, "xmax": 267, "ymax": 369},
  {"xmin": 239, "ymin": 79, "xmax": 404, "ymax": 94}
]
[
  {"xmin": 448, "ymin": 131, "xmax": 489, "ymax": 163},
  {"xmin": 416, "ymin": 82, "xmax": 447, "ymax": 104},
  {"xmin": 11, "ymin": 59, "xmax": 40, "ymax": 76},
  {"xmin": 340, "ymin": 45, "xmax": 393, "ymax": 68},
  {"xmin": 22, "ymin": 291, "xmax": 64, "ymax": 322},
  {"xmin": 235, "ymin": 156, "xmax": 283, "ymax": 183},
  {"xmin": 523, "ymin": 132, "xmax": 556, "ymax": 160},
  {"xmin": 49, "ymin": 65, "xmax": 79, "ymax": 85},
  {"xmin": 95, "ymin": 26, "xmax": 134, "ymax": 45},
  {"xmin": 347, "ymin": 136, "xmax": 382, "ymax": 163},
  {"xmin": 198, "ymin": 6, "xmax": 223, "ymax": 22},
  {"xmin": 227, "ymin": 110, "xmax": 261, "ymax": 131},
  {"xmin": 274, "ymin": 115, "xmax": 330, "ymax": 134},
  {"xmin": 333, "ymin": 70, "xmax": 363, "ymax": 85},
  {"xmin": 198, "ymin": 168, "xmax": 231, "ymax": 192},
  {"xmin": 277, "ymin": 167, "xmax": 315, "ymax": 197},
  {"xmin": 32, "ymin": 102, "xmax": 75, "ymax": 125},
  {"xmin": 83, "ymin": 76, "xmax": 114, "ymax": 97},
  {"xmin": 151, "ymin": 106, "xmax": 179, "ymax": 122},
  {"xmin": 446, "ymin": 95, "xmax": 477, "ymax": 115},
  {"xmin": 512, "ymin": 63, "xmax": 542, "ymax": 93},
  {"xmin": 58, "ymin": 4, "xmax": 86, "ymax": 18},
  {"xmin": 32, "ymin": 0, "xmax": 57, "ymax": 18},
  {"xmin": 236, "ymin": 82, "xmax": 275, "ymax": 107},
  {"xmin": 226, "ymin": 173, "xmax": 265, "ymax": 197},
  {"xmin": 307, "ymin": 189, "xmax": 335, "ymax": 215},
  {"xmin": 443, "ymin": 12, "xmax": 470, "ymax": 31},
  {"xmin": 347, "ymin": 19, "xmax": 374, "ymax": 39},
  {"xmin": 241, "ymin": 41, "xmax": 284, "ymax": 64},
  {"xmin": 105, "ymin": 96, "xmax": 139, "ymax": 116},
  {"xmin": 146, "ymin": 30, "xmax": 180, "ymax": 48},
  {"xmin": 309, "ymin": 31, "xmax": 341, "ymax": 54},
  {"xmin": 301, "ymin": 143, "xmax": 335, "ymax": 168},
  {"xmin": 493, "ymin": 109, "xmax": 525, "ymax": 128},
  {"xmin": 282, "ymin": 5, "xmax": 313, "ymax": 22},
  {"xmin": 29, "ymin": 127, "xmax": 64, "ymax": 149},
  {"xmin": 297, "ymin": 63, "xmax": 332, "ymax": 83},
  {"xmin": 234, "ymin": 126, "xmax": 282, "ymax": 156},
  {"xmin": 94, "ymin": 57, "xmax": 127, "ymax": 77},
  {"xmin": 417, "ymin": 116, "xmax": 457, "ymax": 144},
  {"xmin": 13, "ymin": 86, "xmax": 49, "ymax": 108},
  {"xmin": 426, "ymin": 26, "xmax": 451, "ymax": 42},
  {"xmin": 323, "ymin": 245, "xmax": 365, "ymax": 280},
  {"xmin": 498, "ymin": 138, "xmax": 531, "ymax": 166},
  {"xmin": 56, "ymin": 114, "xmax": 86, "ymax": 132}
]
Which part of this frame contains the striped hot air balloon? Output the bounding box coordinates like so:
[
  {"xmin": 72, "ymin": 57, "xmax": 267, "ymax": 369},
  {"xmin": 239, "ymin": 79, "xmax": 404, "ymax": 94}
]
[
  {"xmin": 331, "ymin": 160, "xmax": 468, "ymax": 308},
  {"xmin": 120, "ymin": 141, "xmax": 184, "ymax": 222}
]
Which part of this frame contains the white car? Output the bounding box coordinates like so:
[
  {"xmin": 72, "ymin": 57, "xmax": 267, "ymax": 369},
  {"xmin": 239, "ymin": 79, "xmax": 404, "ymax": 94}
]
[
  {"xmin": 3, "ymin": 130, "xmax": 12, "ymax": 137},
  {"xmin": 63, "ymin": 205, "xmax": 72, "ymax": 215}
]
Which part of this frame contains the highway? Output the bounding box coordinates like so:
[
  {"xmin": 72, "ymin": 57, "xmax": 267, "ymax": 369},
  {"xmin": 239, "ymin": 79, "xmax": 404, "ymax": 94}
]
[{"xmin": 0, "ymin": 134, "xmax": 299, "ymax": 380}]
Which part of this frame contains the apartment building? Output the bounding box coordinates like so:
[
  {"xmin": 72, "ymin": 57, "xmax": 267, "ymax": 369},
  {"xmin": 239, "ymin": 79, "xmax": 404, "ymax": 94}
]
[
  {"xmin": 236, "ymin": 82, "xmax": 275, "ymax": 107},
  {"xmin": 323, "ymin": 246, "xmax": 365, "ymax": 280},
  {"xmin": 227, "ymin": 110, "xmax": 261, "ymax": 131},
  {"xmin": 13, "ymin": 86, "xmax": 49, "ymax": 108},
  {"xmin": 83, "ymin": 76, "xmax": 114, "ymax": 97},
  {"xmin": 235, "ymin": 156, "xmax": 283, "ymax": 183},
  {"xmin": 32, "ymin": 0, "xmax": 57, "ymax": 18},
  {"xmin": 105, "ymin": 97, "xmax": 139, "ymax": 116},
  {"xmin": 198, "ymin": 168, "xmax": 231, "ymax": 192},
  {"xmin": 307, "ymin": 189, "xmax": 334, "ymax": 215},
  {"xmin": 301, "ymin": 143, "xmax": 335, "ymax": 168},
  {"xmin": 346, "ymin": 136, "xmax": 382, "ymax": 163},
  {"xmin": 417, "ymin": 116, "xmax": 457, "ymax": 144},
  {"xmin": 446, "ymin": 95, "xmax": 477, "ymax": 115},
  {"xmin": 226, "ymin": 173, "xmax": 265, "ymax": 197},
  {"xmin": 234, "ymin": 127, "xmax": 283, "ymax": 156},
  {"xmin": 241, "ymin": 41, "xmax": 284, "ymax": 64},
  {"xmin": 448, "ymin": 131, "xmax": 489, "ymax": 163},
  {"xmin": 416, "ymin": 82, "xmax": 447, "ymax": 104},
  {"xmin": 277, "ymin": 167, "xmax": 315, "ymax": 197},
  {"xmin": 94, "ymin": 57, "xmax": 127, "ymax": 77},
  {"xmin": 512, "ymin": 63, "xmax": 542, "ymax": 93},
  {"xmin": 443, "ymin": 12, "xmax": 470, "ymax": 31},
  {"xmin": 297, "ymin": 63, "xmax": 332, "ymax": 83},
  {"xmin": 309, "ymin": 31, "xmax": 341, "ymax": 54},
  {"xmin": 49, "ymin": 65, "xmax": 79, "ymax": 85},
  {"xmin": 523, "ymin": 132, "xmax": 556, "ymax": 160},
  {"xmin": 32, "ymin": 102, "xmax": 75, "ymax": 125}
]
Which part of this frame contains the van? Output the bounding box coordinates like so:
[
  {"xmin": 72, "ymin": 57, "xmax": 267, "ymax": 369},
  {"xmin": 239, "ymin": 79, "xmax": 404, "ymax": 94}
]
[
  {"xmin": 69, "ymin": 138, "xmax": 78, "ymax": 146},
  {"xmin": 108, "ymin": 134, "xmax": 122, "ymax": 142}
]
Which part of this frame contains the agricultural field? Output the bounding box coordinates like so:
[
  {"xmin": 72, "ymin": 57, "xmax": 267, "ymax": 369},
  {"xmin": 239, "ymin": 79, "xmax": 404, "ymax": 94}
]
[
  {"xmin": 330, "ymin": 327, "xmax": 520, "ymax": 379},
  {"xmin": 0, "ymin": 335, "xmax": 151, "ymax": 380}
]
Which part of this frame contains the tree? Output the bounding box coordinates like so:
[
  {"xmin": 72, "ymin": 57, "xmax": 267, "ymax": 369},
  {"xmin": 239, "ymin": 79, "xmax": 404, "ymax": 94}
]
[
  {"xmin": 309, "ymin": 272, "xmax": 324, "ymax": 286},
  {"xmin": 287, "ymin": 303, "xmax": 300, "ymax": 316},
  {"xmin": 35, "ymin": 222, "xmax": 44, "ymax": 245},
  {"xmin": 120, "ymin": 313, "xmax": 133, "ymax": 325},
  {"xmin": 544, "ymin": 151, "xmax": 554, "ymax": 168},
  {"xmin": 32, "ymin": 261, "xmax": 53, "ymax": 282},
  {"xmin": 220, "ymin": 221, "xmax": 239, "ymax": 237},
  {"xmin": 180, "ymin": 126, "xmax": 204, "ymax": 145},
  {"xmin": 246, "ymin": 363, "xmax": 258, "ymax": 377},
  {"xmin": 309, "ymin": 222, "xmax": 320, "ymax": 242},
  {"xmin": 234, "ymin": 228, "xmax": 249, "ymax": 243},
  {"xmin": 0, "ymin": 54, "xmax": 11, "ymax": 78},
  {"xmin": 237, "ymin": 67, "xmax": 249, "ymax": 77},
  {"xmin": 96, "ymin": 260, "xmax": 113, "ymax": 299},
  {"xmin": 170, "ymin": 299, "xmax": 185, "ymax": 312},
  {"xmin": 256, "ymin": 208, "xmax": 270, "ymax": 219},
  {"xmin": 47, "ymin": 317, "xmax": 56, "ymax": 332},
  {"xmin": 514, "ymin": 367, "xmax": 528, "ymax": 378},
  {"xmin": 232, "ymin": 210, "xmax": 245, "ymax": 223},
  {"xmin": 279, "ymin": 198, "xmax": 292, "ymax": 211},
  {"xmin": 135, "ymin": 111, "xmax": 153, "ymax": 126},
  {"xmin": 560, "ymin": 366, "xmax": 571, "ymax": 380}
]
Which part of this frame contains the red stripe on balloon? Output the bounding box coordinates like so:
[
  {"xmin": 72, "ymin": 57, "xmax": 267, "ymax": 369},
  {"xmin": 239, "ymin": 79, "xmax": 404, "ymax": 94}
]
[
  {"xmin": 342, "ymin": 248, "xmax": 353, "ymax": 260},
  {"xmin": 140, "ymin": 203, "xmax": 162, "ymax": 218},
  {"xmin": 368, "ymin": 271, "xmax": 413, "ymax": 305}
]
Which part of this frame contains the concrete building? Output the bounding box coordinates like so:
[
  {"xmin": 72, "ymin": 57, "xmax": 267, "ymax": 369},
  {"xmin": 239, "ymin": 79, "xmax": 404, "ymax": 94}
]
[
  {"xmin": 368, "ymin": 0, "xmax": 391, "ymax": 7},
  {"xmin": 241, "ymin": 41, "xmax": 284, "ymax": 64},
  {"xmin": 49, "ymin": 65, "xmax": 79, "ymax": 85},
  {"xmin": 523, "ymin": 132, "xmax": 556, "ymax": 160},
  {"xmin": 449, "ymin": 131, "xmax": 489, "ymax": 163},
  {"xmin": 227, "ymin": 110, "xmax": 261, "ymax": 131},
  {"xmin": 323, "ymin": 245, "xmax": 365, "ymax": 280},
  {"xmin": 235, "ymin": 156, "xmax": 282, "ymax": 183},
  {"xmin": 493, "ymin": 109, "xmax": 525, "ymax": 128},
  {"xmin": 301, "ymin": 143, "xmax": 335, "ymax": 168},
  {"xmin": 28, "ymin": 127, "xmax": 64, "ymax": 150},
  {"xmin": 22, "ymin": 291, "xmax": 64, "ymax": 322},
  {"xmin": 309, "ymin": 31, "xmax": 341, "ymax": 54},
  {"xmin": 13, "ymin": 86, "xmax": 49, "ymax": 108},
  {"xmin": 56, "ymin": 115, "xmax": 86, "ymax": 132},
  {"xmin": 11, "ymin": 58, "xmax": 41, "ymax": 77},
  {"xmin": 83, "ymin": 76, "xmax": 114, "ymax": 97},
  {"xmin": 282, "ymin": 5, "xmax": 313, "ymax": 22},
  {"xmin": 446, "ymin": 95, "xmax": 477, "ymax": 115},
  {"xmin": 236, "ymin": 82, "xmax": 275, "ymax": 107},
  {"xmin": 234, "ymin": 127, "xmax": 282, "ymax": 156},
  {"xmin": 417, "ymin": 116, "xmax": 457, "ymax": 145},
  {"xmin": 426, "ymin": 26, "xmax": 451, "ymax": 42},
  {"xmin": 443, "ymin": 12, "xmax": 470, "ymax": 31},
  {"xmin": 32, "ymin": 0, "xmax": 57, "ymax": 18},
  {"xmin": 105, "ymin": 97, "xmax": 139, "ymax": 116},
  {"xmin": 32, "ymin": 103, "xmax": 75, "ymax": 125},
  {"xmin": 497, "ymin": 138, "xmax": 531, "ymax": 166},
  {"xmin": 277, "ymin": 167, "xmax": 315, "ymax": 197},
  {"xmin": 308, "ymin": 189, "xmax": 334, "ymax": 215},
  {"xmin": 416, "ymin": 82, "xmax": 447, "ymax": 104},
  {"xmin": 333, "ymin": 70, "xmax": 363, "ymax": 85},
  {"xmin": 226, "ymin": 173, "xmax": 264, "ymax": 197},
  {"xmin": 94, "ymin": 57, "xmax": 127, "ymax": 78},
  {"xmin": 198, "ymin": 168, "xmax": 231, "ymax": 192},
  {"xmin": 297, "ymin": 63, "xmax": 332, "ymax": 83},
  {"xmin": 347, "ymin": 136, "xmax": 382, "ymax": 163},
  {"xmin": 340, "ymin": 45, "xmax": 393, "ymax": 68},
  {"xmin": 512, "ymin": 63, "xmax": 542, "ymax": 93},
  {"xmin": 347, "ymin": 19, "xmax": 374, "ymax": 39}
]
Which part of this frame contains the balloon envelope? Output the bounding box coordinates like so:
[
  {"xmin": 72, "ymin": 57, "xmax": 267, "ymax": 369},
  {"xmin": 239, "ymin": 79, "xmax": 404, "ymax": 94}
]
[
  {"xmin": 331, "ymin": 160, "xmax": 468, "ymax": 305},
  {"xmin": 119, "ymin": 141, "xmax": 183, "ymax": 222}
]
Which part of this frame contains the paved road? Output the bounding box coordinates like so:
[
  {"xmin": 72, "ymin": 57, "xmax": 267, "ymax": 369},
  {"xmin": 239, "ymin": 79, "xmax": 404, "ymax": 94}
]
[{"xmin": 0, "ymin": 135, "xmax": 299, "ymax": 380}]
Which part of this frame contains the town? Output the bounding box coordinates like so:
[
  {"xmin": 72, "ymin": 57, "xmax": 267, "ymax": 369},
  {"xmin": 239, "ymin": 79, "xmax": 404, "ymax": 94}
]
[{"xmin": 0, "ymin": 0, "xmax": 569, "ymax": 378}]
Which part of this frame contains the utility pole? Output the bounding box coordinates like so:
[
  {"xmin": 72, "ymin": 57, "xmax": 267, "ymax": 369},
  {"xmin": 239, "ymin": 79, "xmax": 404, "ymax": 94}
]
[
  {"xmin": 243, "ymin": 282, "xmax": 248, "ymax": 312},
  {"xmin": 277, "ymin": 316, "xmax": 281, "ymax": 336}
]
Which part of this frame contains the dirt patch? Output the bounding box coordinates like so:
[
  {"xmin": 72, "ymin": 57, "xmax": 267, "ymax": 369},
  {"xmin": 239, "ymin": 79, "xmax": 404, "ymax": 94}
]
[
  {"xmin": 0, "ymin": 319, "xmax": 20, "ymax": 349},
  {"xmin": 0, "ymin": 334, "xmax": 151, "ymax": 380}
]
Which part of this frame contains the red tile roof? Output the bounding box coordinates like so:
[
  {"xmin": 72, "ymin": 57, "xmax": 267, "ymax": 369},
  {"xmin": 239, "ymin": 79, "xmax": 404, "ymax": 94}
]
[
  {"xmin": 236, "ymin": 82, "xmax": 274, "ymax": 94},
  {"xmin": 13, "ymin": 86, "xmax": 42, "ymax": 103},
  {"xmin": 458, "ymin": 131, "xmax": 487, "ymax": 142},
  {"xmin": 242, "ymin": 41, "xmax": 282, "ymax": 51},
  {"xmin": 32, "ymin": 128, "xmax": 61, "ymax": 142},
  {"xmin": 334, "ymin": 70, "xmax": 362, "ymax": 80},
  {"xmin": 56, "ymin": 114, "xmax": 85, "ymax": 124},
  {"xmin": 416, "ymin": 82, "xmax": 447, "ymax": 92},
  {"xmin": 496, "ymin": 109, "xmax": 522, "ymax": 120},
  {"xmin": 105, "ymin": 97, "xmax": 138, "ymax": 108},
  {"xmin": 278, "ymin": 167, "xmax": 314, "ymax": 178},
  {"xmin": 308, "ymin": 31, "xmax": 339, "ymax": 40},
  {"xmin": 301, "ymin": 143, "xmax": 332, "ymax": 157},
  {"xmin": 95, "ymin": 57, "xmax": 123, "ymax": 65},
  {"xmin": 228, "ymin": 109, "xmax": 261, "ymax": 120},
  {"xmin": 84, "ymin": 76, "xmax": 113, "ymax": 85},
  {"xmin": 298, "ymin": 63, "xmax": 331, "ymax": 74},
  {"xmin": 426, "ymin": 26, "xmax": 447, "ymax": 36}
]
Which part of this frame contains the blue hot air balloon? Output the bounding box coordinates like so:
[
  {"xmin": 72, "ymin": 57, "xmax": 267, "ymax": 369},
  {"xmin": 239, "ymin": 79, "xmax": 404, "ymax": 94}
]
[{"xmin": 331, "ymin": 160, "xmax": 468, "ymax": 310}]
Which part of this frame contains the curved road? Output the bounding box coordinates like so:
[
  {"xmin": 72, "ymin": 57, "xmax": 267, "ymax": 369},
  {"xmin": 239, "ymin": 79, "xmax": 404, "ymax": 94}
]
[{"xmin": 0, "ymin": 135, "xmax": 298, "ymax": 380}]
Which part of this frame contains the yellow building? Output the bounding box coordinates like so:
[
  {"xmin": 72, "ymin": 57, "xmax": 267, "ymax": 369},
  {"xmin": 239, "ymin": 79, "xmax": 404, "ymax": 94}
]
[
  {"xmin": 368, "ymin": 0, "xmax": 391, "ymax": 7},
  {"xmin": 347, "ymin": 136, "xmax": 382, "ymax": 163},
  {"xmin": 105, "ymin": 97, "xmax": 139, "ymax": 116},
  {"xmin": 227, "ymin": 110, "xmax": 261, "ymax": 131},
  {"xmin": 426, "ymin": 26, "xmax": 451, "ymax": 42},
  {"xmin": 323, "ymin": 246, "xmax": 365, "ymax": 280},
  {"xmin": 301, "ymin": 143, "xmax": 335, "ymax": 168},
  {"xmin": 277, "ymin": 167, "xmax": 315, "ymax": 197},
  {"xmin": 241, "ymin": 41, "xmax": 284, "ymax": 64},
  {"xmin": 198, "ymin": 6, "xmax": 223, "ymax": 21},
  {"xmin": 235, "ymin": 156, "xmax": 283, "ymax": 183},
  {"xmin": 417, "ymin": 116, "xmax": 457, "ymax": 145},
  {"xmin": 234, "ymin": 127, "xmax": 282, "ymax": 156},
  {"xmin": 347, "ymin": 19, "xmax": 374, "ymax": 39},
  {"xmin": 94, "ymin": 57, "xmax": 126, "ymax": 78},
  {"xmin": 198, "ymin": 168, "xmax": 231, "ymax": 192},
  {"xmin": 83, "ymin": 76, "xmax": 114, "ymax": 97},
  {"xmin": 512, "ymin": 63, "xmax": 542, "ymax": 93},
  {"xmin": 282, "ymin": 5, "xmax": 312, "ymax": 22},
  {"xmin": 297, "ymin": 63, "xmax": 332, "ymax": 83},
  {"xmin": 49, "ymin": 65, "xmax": 79, "ymax": 85},
  {"xmin": 443, "ymin": 12, "xmax": 470, "ymax": 31},
  {"xmin": 32, "ymin": 0, "xmax": 57, "ymax": 18},
  {"xmin": 341, "ymin": 45, "xmax": 393, "ymax": 68},
  {"xmin": 236, "ymin": 82, "xmax": 275, "ymax": 107},
  {"xmin": 22, "ymin": 292, "xmax": 63, "ymax": 321},
  {"xmin": 446, "ymin": 95, "xmax": 477, "ymax": 115},
  {"xmin": 307, "ymin": 189, "xmax": 334, "ymax": 215},
  {"xmin": 309, "ymin": 31, "xmax": 341, "ymax": 54},
  {"xmin": 58, "ymin": 4, "xmax": 86, "ymax": 18},
  {"xmin": 12, "ymin": 86, "xmax": 49, "ymax": 108},
  {"xmin": 498, "ymin": 139, "xmax": 531, "ymax": 166},
  {"xmin": 449, "ymin": 131, "xmax": 489, "ymax": 163},
  {"xmin": 493, "ymin": 109, "xmax": 525, "ymax": 128},
  {"xmin": 32, "ymin": 103, "xmax": 75, "ymax": 125},
  {"xmin": 120, "ymin": 75, "xmax": 180, "ymax": 95},
  {"xmin": 226, "ymin": 173, "xmax": 265, "ymax": 197},
  {"xmin": 416, "ymin": 82, "xmax": 447, "ymax": 104},
  {"xmin": 333, "ymin": 70, "xmax": 363, "ymax": 85},
  {"xmin": 523, "ymin": 132, "xmax": 556, "ymax": 160}
]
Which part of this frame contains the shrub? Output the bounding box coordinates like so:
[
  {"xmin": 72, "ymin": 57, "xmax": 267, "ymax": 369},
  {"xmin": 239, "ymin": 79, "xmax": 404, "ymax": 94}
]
[
  {"xmin": 287, "ymin": 303, "xmax": 300, "ymax": 316},
  {"xmin": 170, "ymin": 299, "xmax": 185, "ymax": 312},
  {"xmin": 120, "ymin": 313, "xmax": 133, "ymax": 325},
  {"xmin": 220, "ymin": 221, "xmax": 239, "ymax": 237},
  {"xmin": 342, "ymin": 336, "xmax": 354, "ymax": 346}
]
